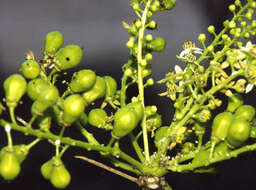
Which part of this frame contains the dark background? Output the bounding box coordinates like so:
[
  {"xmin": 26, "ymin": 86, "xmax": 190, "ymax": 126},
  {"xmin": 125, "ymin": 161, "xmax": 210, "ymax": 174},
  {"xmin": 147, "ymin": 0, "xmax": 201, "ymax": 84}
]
[{"xmin": 1, "ymin": 0, "xmax": 256, "ymax": 190}]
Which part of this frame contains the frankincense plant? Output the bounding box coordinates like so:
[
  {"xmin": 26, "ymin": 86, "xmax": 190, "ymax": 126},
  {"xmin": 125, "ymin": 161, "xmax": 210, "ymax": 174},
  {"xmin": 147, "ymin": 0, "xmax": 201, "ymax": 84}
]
[{"xmin": 1, "ymin": 0, "xmax": 256, "ymax": 189}]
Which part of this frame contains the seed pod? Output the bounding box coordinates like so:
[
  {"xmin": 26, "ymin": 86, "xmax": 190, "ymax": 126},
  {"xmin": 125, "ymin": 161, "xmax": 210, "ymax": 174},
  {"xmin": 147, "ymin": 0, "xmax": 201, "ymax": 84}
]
[
  {"xmin": 61, "ymin": 94, "xmax": 85, "ymax": 125},
  {"xmin": 54, "ymin": 45, "xmax": 83, "ymax": 71},
  {"xmin": 0, "ymin": 151, "xmax": 20, "ymax": 181},
  {"xmin": 41, "ymin": 158, "xmax": 53, "ymax": 180},
  {"xmin": 50, "ymin": 162, "xmax": 71, "ymax": 189},
  {"xmin": 147, "ymin": 37, "xmax": 166, "ymax": 52},
  {"xmin": 226, "ymin": 93, "xmax": 244, "ymax": 113},
  {"xmin": 211, "ymin": 112, "xmax": 234, "ymax": 142},
  {"xmin": 27, "ymin": 78, "xmax": 49, "ymax": 101},
  {"xmin": 21, "ymin": 60, "xmax": 40, "ymax": 79},
  {"xmin": 31, "ymin": 86, "xmax": 59, "ymax": 116},
  {"xmin": 112, "ymin": 107, "xmax": 139, "ymax": 139},
  {"xmin": 82, "ymin": 76, "xmax": 106, "ymax": 105},
  {"xmin": 3, "ymin": 74, "xmax": 27, "ymax": 108},
  {"xmin": 69, "ymin": 69, "xmax": 96, "ymax": 93},
  {"xmin": 154, "ymin": 126, "xmax": 169, "ymax": 148},
  {"xmin": 234, "ymin": 105, "xmax": 255, "ymax": 122},
  {"xmin": 126, "ymin": 102, "xmax": 144, "ymax": 122},
  {"xmin": 104, "ymin": 76, "xmax": 117, "ymax": 98},
  {"xmin": 227, "ymin": 118, "xmax": 251, "ymax": 148},
  {"xmin": 88, "ymin": 108, "xmax": 108, "ymax": 128},
  {"xmin": 44, "ymin": 31, "xmax": 64, "ymax": 54}
]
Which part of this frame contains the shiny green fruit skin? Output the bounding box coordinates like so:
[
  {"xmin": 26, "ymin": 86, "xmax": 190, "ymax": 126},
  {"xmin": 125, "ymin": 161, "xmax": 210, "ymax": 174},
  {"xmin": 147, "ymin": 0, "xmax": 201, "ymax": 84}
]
[
  {"xmin": 31, "ymin": 86, "xmax": 59, "ymax": 115},
  {"xmin": 112, "ymin": 107, "xmax": 139, "ymax": 139},
  {"xmin": 126, "ymin": 102, "xmax": 144, "ymax": 122},
  {"xmin": 27, "ymin": 78, "xmax": 48, "ymax": 101},
  {"xmin": 227, "ymin": 118, "xmax": 251, "ymax": 148},
  {"xmin": 50, "ymin": 164, "xmax": 71, "ymax": 189},
  {"xmin": 211, "ymin": 112, "xmax": 233, "ymax": 142},
  {"xmin": 104, "ymin": 76, "xmax": 117, "ymax": 98},
  {"xmin": 44, "ymin": 31, "xmax": 64, "ymax": 54},
  {"xmin": 54, "ymin": 45, "xmax": 83, "ymax": 71},
  {"xmin": 82, "ymin": 76, "xmax": 106, "ymax": 105},
  {"xmin": 21, "ymin": 60, "xmax": 40, "ymax": 79},
  {"xmin": 41, "ymin": 159, "xmax": 53, "ymax": 180},
  {"xmin": 226, "ymin": 93, "xmax": 244, "ymax": 113},
  {"xmin": 159, "ymin": 0, "xmax": 176, "ymax": 10},
  {"xmin": 62, "ymin": 94, "xmax": 85, "ymax": 124},
  {"xmin": 0, "ymin": 152, "xmax": 20, "ymax": 181},
  {"xmin": 154, "ymin": 126, "xmax": 169, "ymax": 148},
  {"xmin": 3, "ymin": 74, "xmax": 27, "ymax": 108},
  {"xmin": 147, "ymin": 37, "xmax": 166, "ymax": 52},
  {"xmin": 88, "ymin": 108, "xmax": 107, "ymax": 128},
  {"xmin": 69, "ymin": 69, "xmax": 96, "ymax": 93},
  {"xmin": 234, "ymin": 105, "xmax": 255, "ymax": 122}
]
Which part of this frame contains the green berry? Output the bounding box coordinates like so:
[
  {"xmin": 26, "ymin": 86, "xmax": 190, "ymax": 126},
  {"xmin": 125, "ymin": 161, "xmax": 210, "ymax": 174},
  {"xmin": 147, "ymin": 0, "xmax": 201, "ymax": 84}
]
[
  {"xmin": 88, "ymin": 108, "xmax": 108, "ymax": 128},
  {"xmin": 198, "ymin": 34, "xmax": 206, "ymax": 43},
  {"xmin": 147, "ymin": 37, "xmax": 166, "ymax": 52},
  {"xmin": 44, "ymin": 31, "xmax": 64, "ymax": 54},
  {"xmin": 27, "ymin": 78, "xmax": 48, "ymax": 101},
  {"xmin": 208, "ymin": 25, "xmax": 215, "ymax": 34},
  {"xmin": 0, "ymin": 152, "xmax": 20, "ymax": 181},
  {"xmin": 104, "ymin": 76, "xmax": 117, "ymax": 98},
  {"xmin": 234, "ymin": 105, "xmax": 255, "ymax": 122},
  {"xmin": 54, "ymin": 45, "xmax": 83, "ymax": 71},
  {"xmin": 21, "ymin": 60, "xmax": 40, "ymax": 79}
]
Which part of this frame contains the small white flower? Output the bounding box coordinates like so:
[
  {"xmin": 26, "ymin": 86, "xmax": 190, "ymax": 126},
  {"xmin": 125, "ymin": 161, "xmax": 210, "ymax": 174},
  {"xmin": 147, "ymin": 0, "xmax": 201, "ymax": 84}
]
[{"xmin": 174, "ymin": 65, "xmax": 183, "ymax": 74}]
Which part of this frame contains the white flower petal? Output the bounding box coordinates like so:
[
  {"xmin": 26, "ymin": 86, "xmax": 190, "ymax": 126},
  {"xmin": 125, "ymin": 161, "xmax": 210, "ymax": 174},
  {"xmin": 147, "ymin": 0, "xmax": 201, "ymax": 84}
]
[{"xmin": 245, "ymin": 83, "xmax": 254, "ymax": 93}]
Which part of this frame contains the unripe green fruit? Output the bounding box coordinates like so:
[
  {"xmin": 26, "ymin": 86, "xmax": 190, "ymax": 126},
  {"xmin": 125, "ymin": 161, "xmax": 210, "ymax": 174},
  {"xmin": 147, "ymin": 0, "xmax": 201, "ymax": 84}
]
[
  {"xmin": 41, "ymin": 159, "xmax": 53, "ymax": 180},
  {"xmin": 211, "ymin": 112, "xmax": 233, "ymax": 142},
  {"xmin": 37, "ymin": 112, "xmax": 52, "ymax": 132},
  {"xmin": 104, "ymin": 76, "xmax": 117, "ymax": 98},
  {"xmin": 50, "ymin": 164, "xmax": 71, "ymax": 189},
  {"xmin": 0, "ymin": 152, "xmax": 20, "ymax": 181},
  {"xmin": 147, "ymin": 37, "xmax": 166, "ymax": 52},
  {"xmin": 79, "ymin": 112, "xmax": 88, "ymax": 126},
  {"xmin": 82, "ymin": 76, "xmax": 106, "ymax": 105},
  {"xmin": 62, "ymin": 94, "xmax": 85, "ymax": 125},
  {"xmin": 126, "ymin": 102, "xmax": 144, "ymax": 122},
  {"xmin": 27, "ymin": 78, "xmax": 49, "ymax": 101},
  {"xmin": 112, "ymin": 107, "xmax": 139, "ymax": 139},
  {"xmin": 54, "ymin": 45, "xmax": 83, "ymax": 71},
  {"xmin": 159, "ymin": 0, "xmax": 176, "ymax": 11},
  {"xmin": 88, "ymin": 108, "xmax": 107, "ymax": 128},
  {"xmin": 13, "ymin": 145, "xmax": 29, "ymax": 164},
  {"xmin": 142, "ymin": 64, "xmax": 152, "ymax": 78},
  {"xmin": 4, "ymin": 74, "xmax": 27, "ymax": 108},
  {"xmin": 44, "ymin": 31, "xmax": 64, "ymax": 54},
  {"xmin": 226, "ymin": 93, "xmax": 244, "ymax": 113},
  {"xmin": 31, "ymin": 86, "xmax": 59, "ymax": 115},
  {"xmin": 154, "ymin": 126, "xmax": 168, "ymax": 148},
  {"xmin": 21, "ymin": 60, "xmax": 40, "ymax": 79},
  {"xmin": 227, "ymin": 118, "xmax": 251, "ymax": 148},
  {"xmin": 69, "ymin": 69, "xmax": 96, "ymax": 93},
  {"xmin": 234, "ymin": 105, "xmax": 255, "ymax": 122}
]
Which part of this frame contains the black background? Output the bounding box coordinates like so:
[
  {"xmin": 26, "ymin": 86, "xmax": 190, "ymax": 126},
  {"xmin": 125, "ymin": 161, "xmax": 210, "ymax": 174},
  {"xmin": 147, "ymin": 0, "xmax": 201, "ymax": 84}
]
[{"xmin": 1, "ymin": 0, "xmax": 256, "ymax": 190}]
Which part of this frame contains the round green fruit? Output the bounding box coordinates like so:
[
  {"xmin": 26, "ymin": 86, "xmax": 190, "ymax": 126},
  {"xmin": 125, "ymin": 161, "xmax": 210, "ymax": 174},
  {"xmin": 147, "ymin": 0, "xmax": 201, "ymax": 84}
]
[
  {"xmin": 44, "ymin": 31, "xmax": 64, "ymax": 54},
  {"xmin": 13, "ymin": 145, "xmax": 29, "ymax": 164},
  {"xmin": 62, "ymin": 94, "xmax": 85, "ymax": 125},
  {"xmin": 54, "ymin": 45, "xmax": 83, "ymax": 71},
  {"xmin": 3, "ymin": 74, "xmax": 27, "ymax": 108},
  {"xmin": 147, "ymin": 37, "xmax": 166, "ymax": 52},
  {"xmin": 41, "ymin": 159, "xmax": 53, "ymax": 180},
  {"xmin": 50, "ymin": 164, "xmax": 71, "ymax": 189},
  {"xmin": 0, "ymin": 152, "xmax": 20, "ymax": 181},
  {"xmin": 21, "ymin": 60, "xmax": 40, "ymax": 79},
  {"xmin": 154, "ymin": 126, "xmax": 169, "ymax": 148},
  {"xmin": 104, "ymin": 76, "xmax": 117, "ymax": 98},
  {"xmin": 126, "ymin": 102, "xmax": 144, "ymax": 122},
  {"xmin": 159, "ymin": 0, "xmax": 176, "ymax": 11},
  {"xmin": 82, "ymin": 76, "xmax": 106, "ymax": 105},
  {"xmin": 227, "ymin": 118, "xmax": 251, "ymax": 148},
  {"xmin": 88, "ymin": 108, "xmax": 108, "ymax": 128},
  {"xmin": 27, "ymin": 78, "xmax": 48, "ymax": 101},
  {"xmin": 69, "ymin": 69, "xmax": 96, "ymax": 93},
  {"xmin": 146, "ymin": 113, "xmax": 162, "ymax": 131},
  {"xmin": 112, "ymin": 107, "xmax": 139, "ymax": 139},
  {"xmin": 234, "ymin": 105, "xmax": 255, "ymax": 122}
]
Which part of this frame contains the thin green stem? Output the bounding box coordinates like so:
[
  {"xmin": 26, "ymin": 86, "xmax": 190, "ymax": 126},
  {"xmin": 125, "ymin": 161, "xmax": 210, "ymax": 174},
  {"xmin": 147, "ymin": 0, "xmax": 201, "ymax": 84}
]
[
  {"xmin": 27, "ymin": 115, "xmax": 37, "ymax": 128},
  {"xmin": 59, "ymin": 145, "xmax": 70, "ymax": 158},
  {"xmin": 59, "ymin": 126, "xmax": 66, "ymax": 138},
  {"xmin": 9, "ymin": 107, "xmax": 17, "ymax": 125},
  {"xmin": 107, "ymin": 137, "xmax": 116, "ymax": 147},
  {"xmin": 75, "ymin": 122, "xmax": 99, "ymax": 145},
  {"xmin": 26, "ymin": 138, "xmax": 40, "ymax": 150},
  {"xmin": 128, "ymin": 133, "xmax": 145, "ymax": 162},
  {"xmin": 136, "ymin": 0, "xmax": 152, "ymax": 163}
]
